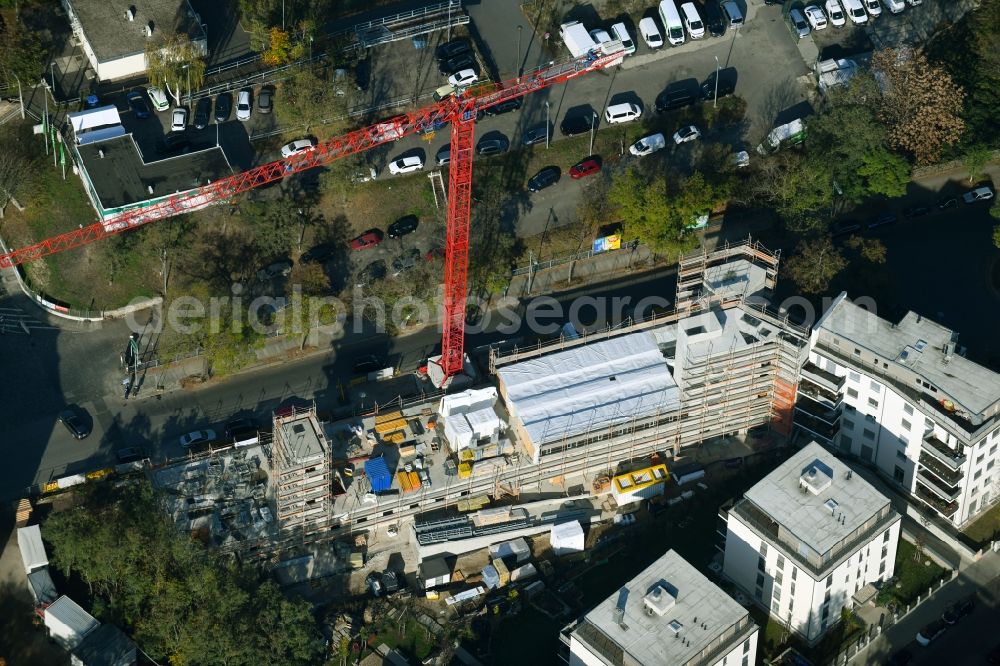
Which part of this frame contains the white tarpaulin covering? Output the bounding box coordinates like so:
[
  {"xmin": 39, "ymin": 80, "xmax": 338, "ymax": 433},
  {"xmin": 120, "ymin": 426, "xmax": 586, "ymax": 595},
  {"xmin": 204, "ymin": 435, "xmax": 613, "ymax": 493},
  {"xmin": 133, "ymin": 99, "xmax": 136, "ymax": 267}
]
[
  {"xmin": 67, "ymin": 105, "xmax": 121, "ymax": 134},
  {"xmin": 17, "ymin": 525, "xmax": 48, "ymax": 573},
  {"xmin": 550, "ymin": 521, "xmax": 585, "ymax": 556},
  {"xmin": 498, "ymin": 332, "xmax": 679, "ymax": 447},
  {"xmin": 440, "ymin": 387, "xmax": 502, "ymax": 450}
]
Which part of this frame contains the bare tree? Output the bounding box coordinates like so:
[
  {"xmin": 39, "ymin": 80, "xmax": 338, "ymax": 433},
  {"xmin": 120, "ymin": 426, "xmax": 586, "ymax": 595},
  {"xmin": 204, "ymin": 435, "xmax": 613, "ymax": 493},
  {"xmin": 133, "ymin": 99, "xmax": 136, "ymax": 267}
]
[
  {"xmin": 145, "ymin": 34, "xmax": 206, "ymax": 106},
  {"xmin": 871, "ymin": 48, "xmax": 965, "ymax": 165},
  {"xmin": 0, "ymin": 127, "xmax": 35, "ymax": 217}
]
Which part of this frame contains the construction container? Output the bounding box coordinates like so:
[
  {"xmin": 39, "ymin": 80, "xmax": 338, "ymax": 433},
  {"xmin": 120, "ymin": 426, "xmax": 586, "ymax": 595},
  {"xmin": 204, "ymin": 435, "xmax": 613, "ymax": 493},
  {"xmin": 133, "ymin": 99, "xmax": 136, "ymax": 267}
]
[
  {"xmin": 408, "ymin": 471, "xmax": 422, "ymax": 491},
  {"xmin": 510, "ymin": 563, "xmax": 537, "ymax": 582},
  {"xmin": 481, "ymin": 565, "xmax": 500, "ymax": 590},
  {"xmin": 523, "ymin": 581, "xmax": 545, "ymax": 599},
  {"xmin": 611, "ymin": 463, "xmax": 669, "ymax": 505},
  {"xmin": 457, "ymin": 495, "xmax": 490, "ymax": 512},
  {"xmin": 399, "ymin": 472, "xmax": 413, "ymax": 493},
  {"xmin": 44, "ymin": 596, "xmax": 99, "ymax": 650},
  {"xmin": 472, "ymin": 507, "xmax": 511, "ymax": 527},
  {"xmin": 489, "ymin": 537, "xmax": 531, "ymax": 564},
  {"xmin": 493, "ymin": 558, "xmax": 510, "ymax": 587},
  {"xmin": 398, "ymin": 444, "xmax": 417, "ymax": 459},
  {"xmin": 457, "ymin": 462, "xmax": 472, "ymax": 479},
  {"xmin": 365, "ymin": 457, "xmax": 393, "ymax": 493}
]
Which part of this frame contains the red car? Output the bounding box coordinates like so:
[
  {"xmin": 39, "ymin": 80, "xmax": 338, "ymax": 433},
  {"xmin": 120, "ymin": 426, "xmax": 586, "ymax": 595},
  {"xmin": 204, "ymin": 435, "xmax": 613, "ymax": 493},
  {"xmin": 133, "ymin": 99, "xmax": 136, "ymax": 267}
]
[
  {"xmin": 350, "ymin": 229, "xmax": 384, "ymax": 250},
  {"xmin": 570, "ymin": 156, "xmax": 602, "ymax": 179}
]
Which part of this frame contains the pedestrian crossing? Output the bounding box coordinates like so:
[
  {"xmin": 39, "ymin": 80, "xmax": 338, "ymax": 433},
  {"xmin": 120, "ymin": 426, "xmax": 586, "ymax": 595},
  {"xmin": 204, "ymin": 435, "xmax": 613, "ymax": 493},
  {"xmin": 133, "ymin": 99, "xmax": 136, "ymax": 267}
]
[{"xmin": 0, "ymin": 306, "xmax": 58, "ymax": 333}]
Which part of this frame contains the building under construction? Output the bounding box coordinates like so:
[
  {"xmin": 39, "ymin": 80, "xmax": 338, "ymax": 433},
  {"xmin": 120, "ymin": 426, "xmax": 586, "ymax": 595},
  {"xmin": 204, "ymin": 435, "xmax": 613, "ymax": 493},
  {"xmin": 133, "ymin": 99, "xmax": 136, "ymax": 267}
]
[{"xmin": 272, "ymin": 405, "xmax": 334, "ymax": 537}]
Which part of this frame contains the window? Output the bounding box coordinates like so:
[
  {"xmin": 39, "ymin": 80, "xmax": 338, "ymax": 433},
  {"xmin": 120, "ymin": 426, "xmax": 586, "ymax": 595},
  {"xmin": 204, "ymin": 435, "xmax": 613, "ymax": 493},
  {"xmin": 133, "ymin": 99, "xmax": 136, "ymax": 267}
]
[
  {"xmin": 790, "ymin": 582, "xmax": 796, "ymax": 596},
  {"xmin": 904, "ymin": 403, "xmax": 914, "ymax": 416},
  {"xmin": 847, "ymin": 388, "xmax": 859, "ymax": 399},
  {"xmin": 854, "ymin": 348, "xmax": 861, "ymax": 356},
  {"xmin": 757, "ymin": 573, "xmax": 765, "ymax": 587},
  {"xmin": 758, "ymin": 556, "xmax": 766, "ymax": 572},
  {"xmin": 969, "ymin": 499, "xmax": 978, "ymax": 513},
  {"xmin": 870, "ymin": 380, "xmax": 881, "ymax": 393},
  {"xmin": 882, "ymin": 545, "xmax": 888, "ymax": 559},
  {"xmin": 879, "ymin": 560, "xmax": 886, "ymax": 574},
  {"xmin": 742, "ymin": 656, "xmax": 749, "ymax": 666},
  {"xmin": 864, "ymin": 429, "xmax": 876, "ymax": 440},
  {"xmin": 760, "ymin": 543, "xmax": 768, "ymax": 557},
  {"xmin": 849, "ymin": 371, "xmax": 861, "ymax": 382},
  {"xmin": 754, "ymin": 587, "xmax": 763, "ymax": 601},
  {"xmin": 776, "ymin": 555, "xmax": 785, "ymax": 571},
  {"xmin": 883, "ymin": 530, "xmax": 891, "ymax": 543},
  {"xmin": 744, "ymin": 640, "xmax": 750, "ymax": 654},
  {"xmin": 772, "ymin": 600, "xmax": 780, "ymax": 613},
  {"xmin": 775, "ymin": 571, "xmax": 784, "ymax": 586},
  {"xmin": 896, "ymin": 451, "xmax": 906, "ymax": 461},
  {"xmin": 977, "ymin": 454, "xmax": 985, "ymax": 465},
  {"xmin": 842, "ymin": 419, "xmax": 854, "ymax": 431},
  {"xmin": 974, "ymin": 470, "xmax": 983, "ymax": 481},
  {"xmin": 902, "ymin": 419, "xmax": 912, "ymax": 431},
  {"xmin": 826, "ymin": 575, "xmax": 833, "ymax": 588},
  {"xmin": 822, "ymin": 604, "xmax": 830, "ymax": 619},
  {"xmin": 894, "ymin": 466, "xmax": 905, "ymax": 484},
  {"xmin": 791, "ymin": 568, "xmax": 797, "ymax": 581},
  {"xmin": 971, "ymin": 486, "xmax": 978, "ymax": 496},
  {"xmin": 900, "ymin": 435, "xmax": 908, "ymax": 446},
  {"xmin": 988, "ymin": 461, "xmax": 995, "ymax": 471},
  {"xmin": 991, "ymin": 444, "xmax": 998, "ymax": 455},
  {"xmin": 868, "ymin": 397, "xmax": 880, "ymax": 408}
]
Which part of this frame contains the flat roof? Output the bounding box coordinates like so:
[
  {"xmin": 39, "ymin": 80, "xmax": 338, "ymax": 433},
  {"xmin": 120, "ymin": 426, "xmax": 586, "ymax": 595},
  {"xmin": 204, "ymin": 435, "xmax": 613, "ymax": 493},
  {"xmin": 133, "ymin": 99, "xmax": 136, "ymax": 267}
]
[
  {"xmin": 77, "ymin": 135, "xmax": 232, "ymax": 211},
  {"xmin": 72, "ymin": 624, "xmax": 136, "ymax": 666},
  {"xmin": 574, "ymin": 549, "xmax": 751, "ymax": 666},
  {"xmin": 67, "ymin": 0, "xmax": 203, "ymax": 62},
  {"xmin": 743, "ymin": 442, "xmax": 890, "ymax": 557},
  {"xmin": 816, "ymin": 293, "xmax": 1000, "ymax": 416},
  {"xmin": 279, "ymin": 414, "xmax": 327, "ymax": 463},
  {"xmin": 702, "ymin": 259, "xmax": 768, "ymax": 301},
  {"xmin": 498, "ymin": 331, "xmax": 680, "ymax": 446}
]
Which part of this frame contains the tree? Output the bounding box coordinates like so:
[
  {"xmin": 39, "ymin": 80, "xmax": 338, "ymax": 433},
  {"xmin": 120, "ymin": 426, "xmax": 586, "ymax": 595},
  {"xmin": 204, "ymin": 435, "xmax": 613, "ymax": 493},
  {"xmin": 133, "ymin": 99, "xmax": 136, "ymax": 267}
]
[
  {"xmin": 262, "ymin": 27, "xmax": 293, "ymax": 66},
  {"xmin": 857, "ymin": 148, "xmax": 911, "ymax": 198},
  {"xmin": 783, "ymin": 236, "xmax": 847, "ymax": 294},
  {"xmin": 243, "ymin": 198, "xmax": 303, "ymax": 260},
  {"xmin": 0, "ymin": 125, "xmax": 36, "ymax": 216},
  {"xmin": 962, "ymin": 145, "xmax": 993, "ymax": 183},
  {"xmin": 740, "ymin": 153, "xmax": 832, "ymax": 231},
  {"xmin": 137, "ymin": 214, "xmax": 196, "ymax": 293},
  {"xmin": 284, "ymin": 262, "xmax": 341, "ymax": 349},
  {"xmin": 845, "ymin": 235, "xmax": 887, "ymax": 264},
  {"xmin": 277, "ymin": 65, "xmax": 349, "ymax": 131},
  {"xmin": 145, "ymin": 34, "xmax": 206, "ymax": 106},
  {"xmin": 609, "ymin": 168, "xmax": 697, "ymax": 258},
  {"xmin": 0, "ymin": 21, "xmax": 45, "ymax": 88},
  {"xmin": 871, "ymin": 48, "xmax": 965, "ymax": 165}
]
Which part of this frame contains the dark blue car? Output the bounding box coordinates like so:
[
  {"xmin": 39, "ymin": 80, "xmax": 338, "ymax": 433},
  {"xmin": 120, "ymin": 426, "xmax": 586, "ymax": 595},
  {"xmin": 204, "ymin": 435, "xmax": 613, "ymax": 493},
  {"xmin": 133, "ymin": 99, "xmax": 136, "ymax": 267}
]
[{"xmin": 126, "ymin": 90, "xmax": 151, "ymax": 119}]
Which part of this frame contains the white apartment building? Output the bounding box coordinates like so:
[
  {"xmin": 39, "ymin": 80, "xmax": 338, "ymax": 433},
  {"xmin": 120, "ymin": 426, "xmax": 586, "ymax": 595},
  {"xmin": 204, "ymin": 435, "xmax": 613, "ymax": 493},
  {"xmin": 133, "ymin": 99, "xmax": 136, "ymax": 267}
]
[
  {"xmin": 561, "ymin": 549, "xmax": 759, "ymax": 666},
  {"xmin": 795, "ymin": 292, "xmax": 1000, "ymax": 526},
  {"xmin": 721, "ymin": 442, "xmax": 901, "ymax": 644}
]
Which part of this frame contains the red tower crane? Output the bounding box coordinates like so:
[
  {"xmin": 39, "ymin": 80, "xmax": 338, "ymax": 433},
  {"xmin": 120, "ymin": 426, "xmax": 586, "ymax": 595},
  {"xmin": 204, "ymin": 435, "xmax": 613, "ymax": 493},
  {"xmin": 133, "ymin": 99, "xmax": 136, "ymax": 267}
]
[{"xmin": 0, "ymin": 47, "xmax": 625, "ymax": 382}]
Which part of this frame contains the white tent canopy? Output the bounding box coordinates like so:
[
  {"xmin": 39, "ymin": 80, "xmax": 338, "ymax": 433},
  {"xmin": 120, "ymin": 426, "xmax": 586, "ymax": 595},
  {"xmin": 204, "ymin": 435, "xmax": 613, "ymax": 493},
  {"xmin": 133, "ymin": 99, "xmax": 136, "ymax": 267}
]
[
  {"xmin": 440, "ymin": 387, "xmax": 502, "ymax": 450},
  {"xmin": 67, "ymin": 105, "xmax": 122, "ymax": 134}
]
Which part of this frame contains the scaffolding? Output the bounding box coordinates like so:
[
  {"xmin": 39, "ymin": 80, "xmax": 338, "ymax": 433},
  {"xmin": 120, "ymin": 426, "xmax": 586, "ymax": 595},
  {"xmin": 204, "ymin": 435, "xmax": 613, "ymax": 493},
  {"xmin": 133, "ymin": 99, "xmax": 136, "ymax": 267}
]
[
  {"xmin": 675, "ymin": 237, "xmax": 781, "ymax": 314},
  {"xmin": 271, "ymin": 404, "xmax": 334, "ymax": 539}
]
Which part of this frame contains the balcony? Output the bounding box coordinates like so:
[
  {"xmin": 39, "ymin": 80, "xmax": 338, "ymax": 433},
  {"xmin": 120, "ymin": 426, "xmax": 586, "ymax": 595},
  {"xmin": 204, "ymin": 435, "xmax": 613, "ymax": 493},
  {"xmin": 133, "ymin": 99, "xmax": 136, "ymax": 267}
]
[
  {"xmin": 915, "ymin": 482, "xmax": 960, "ymax": 518},
  {"xmin": 798, "ymin": 377, "xmax": 843, "ymax": 408},
  {"xmin": 918, "ymin": 452, "xmax": 964, "ymax": 486},
  {"xmin": 917, "ymin": 469, "xmax": 961, "ymax": 502},
  {"xmin": 795, "ymin": 398, "xmax": 843, "ymax": 425},
  {"xmin": 794, "ymin": 413, "xmax": 839, "ymax": 442},
  {"xmin": 801, "ymin": 361, "xmax": 846, "ymax": 393},
  {"xmin": 920, "ymin": 435, "xmax": 967, "ymax": 471}
]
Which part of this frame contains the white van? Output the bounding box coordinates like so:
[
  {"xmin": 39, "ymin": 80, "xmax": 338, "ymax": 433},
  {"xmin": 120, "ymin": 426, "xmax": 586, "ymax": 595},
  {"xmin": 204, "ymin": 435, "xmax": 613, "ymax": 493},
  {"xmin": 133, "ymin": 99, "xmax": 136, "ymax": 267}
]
[
  {"xmin": 604, "ymin": 102, "xmax": 641, "ymax": 124},
  {"xmin": 658, "ymin": 0, "xmax": 686, "ymax": 46},
  {"xmin": 611, "ymin": 22, "xmax": 636, "ymax": 55},
  {"xmin": 680, "ymin": 2, "xmax": 705, "ymax": 39},
  {"xmin": 842, "ymin": 0, "xmax": 869, "ymax": 23},
  {"xmin": 882, "ymin": 0, "xmax": 904, "ymax": 12},
  {"xmin": 638, "ymin": 17, "xmax": 664, "ymax": 48}
]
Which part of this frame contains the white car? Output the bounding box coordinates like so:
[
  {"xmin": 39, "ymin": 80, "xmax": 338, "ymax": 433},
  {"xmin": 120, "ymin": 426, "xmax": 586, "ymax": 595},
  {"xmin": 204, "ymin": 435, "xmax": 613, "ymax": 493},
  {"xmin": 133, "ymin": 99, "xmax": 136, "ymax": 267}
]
[
  {"xmin": 863, "ymin": 0, "xmax": 882, "ymax": 17},
  {"xmin": 236, "ymin": 88, "xmax": 252, "ymax": 121},
  {"xmin": 962, "ymin": 186, "xmax": 995, "ymax": 203},
  {"xmin": 147, "ymin": 86, "xmax": 169, "ymax": 112},
  {"xmin": 673, "ymin": 125, "xmax": 701, "ymax": 144},
  {"xmin": 448, "ymin": 69, "xmax": 479, "ymax": 87},
  {"xmin": 805, "ymin": 5, "xmax": 828, "ymax": 29},
  {"xmin": 825, "ymin": 0, "xmax": 847, "ymax": 26},
  {"xmin": 170, "ymin": 107, "xmax": 187, "ymax": 132},
  {"xmin": 280, "ymin": 138, "xmax": 315, "ymax": 158},
  {"xmin": 589, "ymin": 28, "xmax": 613, "ymax": 44},
  {"xmin": 388, "ymin": 155, "xmax": 424, "ymax": 175},
  {"xmin": 789, "ymin": 8, "xmax": 811, "ymax": 38},
  {"xmin": 882, "ymin": 0, "xmax": 905, "ymax": 13},
  {"xmin": 638, "ymin": 17, "xmax": 664, "ymax": 48},
  {"xmin": 180, "ymin": 429, "xmax": 216, "ymax": 448},
  {"xmin": 844, "ymin": 0, "xmax": 869, "ymax": 23},
  {"xmin": 628, "ymin": 133, "xmax": 666, "ymax": 156}
]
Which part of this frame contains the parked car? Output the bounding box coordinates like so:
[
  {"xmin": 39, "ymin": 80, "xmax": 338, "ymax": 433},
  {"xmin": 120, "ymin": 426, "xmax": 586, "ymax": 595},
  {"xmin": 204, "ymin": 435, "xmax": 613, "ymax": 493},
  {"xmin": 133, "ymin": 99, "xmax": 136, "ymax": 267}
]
[
  {"xmin": 126, "ymin": 90, "xmax": 151, "ymax": 119},
  {"xmin": 214, "ymin": 92, "xmax": 232, "ymax": 122},
  {"xmin": 826, "ymin": 0, "xmax": 847, "ymax": 25},
  {"xmin": 435, "ymin": 144, "xmax": 451, "ymax": 165},
  {"xmin": 193, "ymin": 97, "xmax": 212, "ymax": 129},
  {"xmin": 350, "ymin": 229, "xmax": 385, "ymax": 250},
  {"xmin": 845, "ymin": 0, "xmax": 869, "ymax": 23},
  {"xmin": 789, "ymin": 8, "xmax": 811, "ymax": 38},
  {"xmin": 147, "ymin": 86, "xmax": 169, "ymax": 112},
  {"xmin": 903, "ymin": 205, "xmax": 931, "ymax": 218},
  {"xmin": 170, "ymin": 107, "xmax": 188, "ymax": 132},
  {"xmin": 388, "ymin": 155, "xmax": 424, "ymax": 174},
  {"xmin": 883, "ymin": 0, "xmax": 906, "ymax": 13},
  {"xmin": 257, "ymin": 85, "xmax": 274, "ymax": 114},
  {"xmin": 569, "ymin": 156, "xmax": 602, "ymax": 179},
  {"xmin": 356, "ymin": 259, "xmax": 387, "ymax": 287},
  {"xmin": 962, "ymin": 185, "xmax": 995, "ymax": 203},
  {"xmin": 387, "ymin": 215, "xmax": 419, "ymax": 238},
  {"xmin": 702, "ymin": 0, "xmax": 726, "ymax": 37},
  {"xmin": 701, "ymin": 71, "xmax": 736, "ymax": 100},
  {"xmin": 673, "ymin": 125, "xmax": 702, "ymax": 144},
  {"xmin": 638, "ymin": 16, "xmax": 664, "ymax": 48},
  {"xmin": 180, "ymin": 429, "xmax": 217, "ymax": 448},
  {"xmin": 301, "ymin": 243, "xmax": 337, "ymax": 264},
  {"xmin": 448, "ymin": 68, "xmax": 479, "ymax": 87},
  {"xmin": 522, "ymin": 123, "xmax": 551, "ymax": 146},
  {"xmin": 805, "ymin": 5, "xmax": 828, "ymax": 29},
  {"xmin": 655, "ymin": 88, "xmax": 697, "ymax": 113},
  {"xmin": 225, "ymin": 417, "xmax": 258, "ymax": 439},
  {"xmin": 115, "ymin": 447, "xmax": 145, "ymax": 464},
  {"xmin": 440, "ymin": 53, "xmax": 479, "ymax": 76},
  {"xmin": 831, "ymin": 219, "xmax": 862, "ymax": 236},
  {"xmin": 476, "ymin": 135, "xmax": 509, "ymax": 156},
  {"xmin": 867, "ymin": 211, "xmax": 897, "ymax": 229},
  {"xmin": 915, "ymin": 619, "xmax": 946, "ymax": 646},
  {"xmin": 604, "ymin": 102, "xmax": 641, "ymax": 124},
  {"xmin": 58, "ymin": 408, "xmax": 90, "ymax": 440},
  {"xmin": 611, "ymin": 22, "xmax": 636, "ymax": 54},
  {"xmin": 482, "ymin": 98, "xmax": 522, "ymax": 116},
  {"xmin": 941, "ymin": 595, "xmax": 975, "ymax": 625},
  {"xmin": 629, "ymin": 133, "xmax": 666, "ymax": 156},
  {"xmin": 527, "ymin": 166, "xmax": 561, "ymax": 192},
  {"xmin": 721, "ymin": 0, "xmax": 744, "ymax": 28},
  {"xmin": 863, "ymin": 0, "xmax": 883, "ymax": 17},
  {"xmin": 236, "ymin": 88, "xmax": 252, "ymax": 121},
  {"xmin": 560, "ymin": 115, "xmax": 594, "ymax": 136},
  {"xmin": 256, "ymin": 259, "xmax": 293, "ymax": 281},
  {"xmin": 392, "ymin": 248, "xmax": 422, "ymax": 276},
  {"xmin": 281, "ymin": 138, "xmax": 315, "ymax": 158},
  {"xmin": 436, "ymin": 38, "xmax": 470, "ymax": 61}
]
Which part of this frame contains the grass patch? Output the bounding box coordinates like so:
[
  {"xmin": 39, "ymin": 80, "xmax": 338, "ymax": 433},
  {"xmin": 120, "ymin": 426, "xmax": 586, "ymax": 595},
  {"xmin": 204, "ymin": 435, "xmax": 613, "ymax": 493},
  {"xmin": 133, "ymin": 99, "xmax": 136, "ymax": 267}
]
[
  {"xmin": 876, "ymin": 539, "xmax": 949, "ymax": 607},
  {"xmin": 369, "ymin": 613, "xmax": 437, "ymax": 660},
  {"xmin": 963, "ymin": 501, "xmax": 1000, "ymax": 546}
]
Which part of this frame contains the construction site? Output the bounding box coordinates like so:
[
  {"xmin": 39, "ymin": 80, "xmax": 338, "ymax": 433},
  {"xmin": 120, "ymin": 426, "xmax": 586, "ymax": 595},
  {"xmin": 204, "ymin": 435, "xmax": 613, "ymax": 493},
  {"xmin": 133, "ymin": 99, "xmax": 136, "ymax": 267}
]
[{"xmin": 144, "ymin": 240, "xmax": 809, "ymax": 595}]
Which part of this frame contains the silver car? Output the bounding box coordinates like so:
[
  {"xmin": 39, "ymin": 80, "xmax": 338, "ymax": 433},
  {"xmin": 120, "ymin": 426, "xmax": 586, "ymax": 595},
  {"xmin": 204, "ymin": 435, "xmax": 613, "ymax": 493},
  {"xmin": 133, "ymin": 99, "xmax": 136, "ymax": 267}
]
[
  {"xmin": 789, "ymin": 8, "xmax": 811, "ymax": 38},
  {"xmin": 236, "ymin": 89, "xmax": 252, "ymax": 121}
]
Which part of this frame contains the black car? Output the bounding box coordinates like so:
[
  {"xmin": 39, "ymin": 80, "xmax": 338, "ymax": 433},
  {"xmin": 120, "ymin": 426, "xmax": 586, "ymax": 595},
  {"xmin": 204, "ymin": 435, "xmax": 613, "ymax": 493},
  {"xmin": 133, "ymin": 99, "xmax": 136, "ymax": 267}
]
[
  {"xmin": 193, "ymin": 97, "xmax": 212, "ymax": 129},
  {"xmin": 655, "ymin": 88, "xmax": 697, "ymax": 113},
  {"xmin": 477, "ymin": 135, "xmax": 509, "ymax": 156},
  {"xmin": 392, "ymin": 248, "xmax": 422, "ymax": 276},
  {"xmin": 388, "ymin": 215, "xmax": 419, "ymax": 238},
  {"xmin": 301, "ymin": 243, "xmax": 337, "ymax": 264},
  {"xmin": 441, "ymin": 53, "xmax": 479, "ymax": 76},
  {"xmin": 353, "ymin": 355, "xmax": 382, "ymax": 375},
  {"xmin": 560, "ymin": 115, "xmax": 593, "ymax": 136},
  {"xmin": 522, "ymin": 123, "xmax": 551, "ymax": 146},
  {"xmin": 701, "ymin": 0, "xmax": 726, "ymax": 36},
  {"xmin": 258, "ymin": 85, "xmax": 274, "ymax": 114},
  {"xmin": 58, "ymin": 408, "xmax": 90, "ymax": 440},
  {"xmin": 115, "ymin": 447, "xmax": 146, "ymax": 464},
  {"xmin": 868, "ymin": 211, "xmax": 897, "ymax": 229},
  {"xmin": 126, "ymin": 90, "xmax": 151, "ymax": 119},
  {"xmin": 941, "ymin": 595, "xmax": 975, "ymax": 625},
  {"xmin": 214, "ymin": 92, "xmax": 232, "ymax": 122},
  {"xmin": 225, "ymin": 417, "xmax": 258, "ymax": 439},
  {"xmin": 903, "ymin": 205, "xmax": 932, "ymax": 219},
  {"xmin": 436, "ymin": 38, "xmax": 470, "ymax": 61},
  {"xmin": 435, "ymin": 144, "xmax": 451, "ymax": 165},
  {"xmin": 528, "ymin": 166, "xmax": 561, "ymax": 192},
  {"xmin": 701, "ymin": 71, "xmax": 737, "ymax": 100},
  {"xmin": 483, "ymin": 98, "xmax": 522, "ymax": 117}
]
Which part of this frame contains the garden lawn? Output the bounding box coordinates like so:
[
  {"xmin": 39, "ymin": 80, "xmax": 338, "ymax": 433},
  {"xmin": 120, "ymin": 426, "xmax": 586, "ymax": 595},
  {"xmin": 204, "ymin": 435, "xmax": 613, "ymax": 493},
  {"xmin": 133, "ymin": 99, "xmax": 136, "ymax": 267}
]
[
  {"xmin": 962, "ymin": 501, "xmax": 1000, "ymax": 546},
  {"xmin": 877, "ymin": 539, "xmax": 948, "ymax": 607}
]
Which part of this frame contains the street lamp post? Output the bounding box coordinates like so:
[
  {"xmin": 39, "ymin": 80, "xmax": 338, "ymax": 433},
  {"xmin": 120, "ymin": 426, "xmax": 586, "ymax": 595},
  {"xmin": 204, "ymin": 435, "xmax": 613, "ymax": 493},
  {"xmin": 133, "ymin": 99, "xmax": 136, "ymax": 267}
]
[
  {"xmin": 184, "ymin": 64, "xmax": 191, "ymax": 106},
  {"xmin": 282, "ymin": 0, "xmax": 285, "ymax": 30},
  {"xmin": 516, "ymin": 25, "xmax": 522, "ymax": 78},
  {"xmin": 545, "ymin": 101, "xmax": 550, "ymax": 149},
  {"xmin": 713, "ymin": 55, "xmax": 720, "ymax": 109},
  {"xmin": 590, "ymin": 111, "xmax": 597, "ymax": 155},
  {"xmin": 50, "ymin": 62, "xmax": 56, "ymax": 99},
  {"xmin": 12, "ymin": 73, "xmax": 24, "ymax": 119},
  {"xmin": 309, "ymin": 35, "xmax": 314, "ymax": 60}
]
